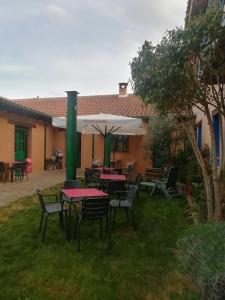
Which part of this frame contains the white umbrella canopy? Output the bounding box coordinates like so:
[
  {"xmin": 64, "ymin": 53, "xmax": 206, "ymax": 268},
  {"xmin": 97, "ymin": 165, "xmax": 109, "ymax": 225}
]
[{"xmin": 52, "ymin": 113, "xmax": 146, "ymax": 136}]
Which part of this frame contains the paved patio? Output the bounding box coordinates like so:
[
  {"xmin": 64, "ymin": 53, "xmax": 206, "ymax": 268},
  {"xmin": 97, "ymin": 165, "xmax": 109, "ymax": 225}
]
[{"xmin": 0, "ymin": 169, "xmax": 83, "ymax": 207}]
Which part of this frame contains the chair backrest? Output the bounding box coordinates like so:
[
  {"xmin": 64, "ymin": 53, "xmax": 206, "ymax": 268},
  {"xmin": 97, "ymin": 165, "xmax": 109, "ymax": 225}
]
[
  {"xmin": 165, "ymin": 166, "xmax": 178, "ymax": 189},
  {"xmin": 106, "ymin": 180, "xmax": 126, "ymax": 195},
  {"xmin": 63, "ymin": 180, "xmax": 81, "ymax": 189},
  {"xmin": 37, "ymin": 189, "xmax": 47, "ymax": 212},
  {"xmin": 13, "ymin": 162, "xmax": 27, "ymax": 173},
  {"xmin": 127, "ymin": 185, "xmax": 138, "ymax": 206},
  {"xmin": 85, "ymin": 169, "xmax": 100, "ymax": 185},
  {"xmin": 37, "ymin": 189, "xmax": 58, "ymax": 212},
  {"xmin": 82, "ymin": 197, "xmax": 109, "ymax": 220}
]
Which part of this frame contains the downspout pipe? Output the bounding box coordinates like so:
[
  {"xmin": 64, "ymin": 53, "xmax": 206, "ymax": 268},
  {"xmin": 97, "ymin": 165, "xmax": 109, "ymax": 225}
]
[{"xmin": 66, "ymin": 90, "xmax": 79, "ymax": 180}]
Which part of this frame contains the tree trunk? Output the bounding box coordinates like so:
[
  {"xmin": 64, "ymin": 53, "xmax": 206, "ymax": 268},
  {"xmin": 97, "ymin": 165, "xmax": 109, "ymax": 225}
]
[
  {"xmin": 183, "ymin": 122, "xmax": 214, "ymax": 220},
  {"xmin": 205, "ymin": 108, "xmax": 222, "ymax": 221},
  {"xmin": 219, "ymin": 112, "xmax": 225, "ymax": 206}
]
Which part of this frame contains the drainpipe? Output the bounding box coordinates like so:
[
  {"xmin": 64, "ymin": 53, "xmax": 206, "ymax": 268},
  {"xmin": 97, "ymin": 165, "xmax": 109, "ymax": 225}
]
[{"xmin": 66, "ymin": 90, "xmax": 79, "ymax": 180}]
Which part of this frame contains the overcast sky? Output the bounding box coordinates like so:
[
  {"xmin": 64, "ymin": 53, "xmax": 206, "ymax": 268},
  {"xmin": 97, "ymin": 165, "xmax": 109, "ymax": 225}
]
[{"xmin": 0, "ymin": 0, "xmax": 187, "ymax": 99}]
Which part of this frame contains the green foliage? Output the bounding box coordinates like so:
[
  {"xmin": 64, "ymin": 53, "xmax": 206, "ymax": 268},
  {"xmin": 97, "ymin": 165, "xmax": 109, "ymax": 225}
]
[
  {"xmin": 146, "ymin": 114, "xmax": 176, "ymax": 167},
  {"xmin": 130, "ymin": 8, "xmax": 225, "ymax": 114},
  {"xmin": 177, "ymin": 222, "xmax": 225, "ymax": 300},
  {"xmin": 172, "ymin": 140, "xmax": 201, "ymax": 183}
]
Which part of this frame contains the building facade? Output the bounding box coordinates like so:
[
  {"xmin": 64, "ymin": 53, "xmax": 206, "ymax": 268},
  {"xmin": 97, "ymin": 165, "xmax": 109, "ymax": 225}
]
[{"xmin": 0, "ymin": 84, "xmax": 152, "ymax": 175}]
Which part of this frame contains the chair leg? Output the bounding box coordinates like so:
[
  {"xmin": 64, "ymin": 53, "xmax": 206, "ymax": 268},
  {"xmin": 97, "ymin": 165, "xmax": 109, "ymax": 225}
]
[
  {"xmin": 124, "ymin": 208, "xmax": 130, "ymax": 221},
  {"xmin": 39, "ymin": 211, "xmax": 44, "ymax": 232},
  {"xmin": 77, "ymin": 219, "xmax": 81, "ymax": 252},
  {"xmin": 68, "ymin": 203, "xmax": 72, "ymax": 241},
  {"xmin": 42, "ymin": 214, "xmax": 48, "ymax": 242},
  {"xmin": 59, "ymin": 212, "xmax": 64, "ymax": 229},
  {"xmin": 112, "ymin": 208, "xmax": 117, "ymax": 228},
  {"xmin": 130, "ymin": 209, "xmax": 136, "ymax": 229},
  {"xmin": 99, "ymin": 218, "xmax": 103, "ymax": 237},
  {"xmin": 150, "ymin": 184, "xmax": 157, "ymax": 196},
  {"xmin": 107, "ymin": 215, "xmax": 111, "ymax": 249}
]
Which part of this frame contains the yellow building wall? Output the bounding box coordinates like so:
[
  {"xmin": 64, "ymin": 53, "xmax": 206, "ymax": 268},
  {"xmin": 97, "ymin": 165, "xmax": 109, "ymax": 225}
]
[
  {"xmin": 0, "ymin": 115, "xmax": 14, "ymax": 162},
  {"xmin": 30, "ymin": 122, "xmax": 45, "ymax": 173},
  {"xmin": 53, "ymin": 128, "xmax": 66, "ymax": 168},
  {"xmin": 46, "ymin": 125, "xmax": 54, "ymax": 158}
]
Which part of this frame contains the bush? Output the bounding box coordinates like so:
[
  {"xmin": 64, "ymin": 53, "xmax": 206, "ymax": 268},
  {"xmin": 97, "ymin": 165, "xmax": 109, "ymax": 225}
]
[{"xmin": 177, "ymin": 222, "xmax": 225, "ymax": 300}]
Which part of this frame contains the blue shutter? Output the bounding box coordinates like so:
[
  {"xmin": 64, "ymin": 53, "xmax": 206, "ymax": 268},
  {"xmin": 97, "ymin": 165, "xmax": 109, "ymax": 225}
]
[
  {"xmin": 197, "ymin": 125, "xmax": 202, "ymax": 149},
  {"xmin": 212, "ymin": 114, "xmax": 220, "ymax": 166}
]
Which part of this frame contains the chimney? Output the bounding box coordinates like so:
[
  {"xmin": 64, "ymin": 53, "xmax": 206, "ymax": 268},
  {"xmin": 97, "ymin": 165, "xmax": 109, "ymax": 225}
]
[{"xmin": 119, "ymin": 82, "xmax": 128, "ymax": 97}]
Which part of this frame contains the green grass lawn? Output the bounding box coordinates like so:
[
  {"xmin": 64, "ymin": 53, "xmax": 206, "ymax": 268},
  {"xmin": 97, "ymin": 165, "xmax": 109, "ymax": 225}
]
[{"xmin": 0, "ymin": 185, "xmax": 199, "ymax": 300}]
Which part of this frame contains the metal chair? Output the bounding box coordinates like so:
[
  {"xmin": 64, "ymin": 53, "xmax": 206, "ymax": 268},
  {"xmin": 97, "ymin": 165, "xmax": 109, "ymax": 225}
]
[
  {"xmin": 12, "ymin": 161, "xmax": 28, "ymax": 182},
  {"xmin": 84, "ymin": 169, "xmax": 100, "ymax": 188},
  {"xmin": 110, "ymin": 185, "xmax": 138, "ymax": 229},
  {"xmin": 102, "ymin": 180, "xmax": 126, "ymax": 197},
  {"xmin": 0, "ymin": 162, "xmax": 8, "ymax": 183},
  {"xmin": 37, "ymin": 189, "xmax": 68, "ymax": 241},
  {"xmin": 75, "ymin": 197, "xmax": 111, "ymax": 251},
  {"xmin": 152, "ymin": 166, "xmax": 182, "ymax": 199},
  {"xmin": 63, "ymin": 180, "xmax": 81, "ymax": 189}
]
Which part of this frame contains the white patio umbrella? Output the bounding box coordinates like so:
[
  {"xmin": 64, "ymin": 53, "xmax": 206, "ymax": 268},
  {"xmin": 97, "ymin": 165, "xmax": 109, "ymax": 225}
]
[
  {"xmin": 52, "ymin": 113, "xmax": 146, "ymax": 166},
  {"xmin": 53, "ymin": 113, "xmax": 145, "ymax": 135}
]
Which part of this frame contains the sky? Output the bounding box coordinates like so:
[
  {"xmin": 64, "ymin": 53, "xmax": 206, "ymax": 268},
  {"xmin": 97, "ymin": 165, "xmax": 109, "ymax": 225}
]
[{"xmin": 0, "ymin": 0, "xmax": 187, "ymax": 99}]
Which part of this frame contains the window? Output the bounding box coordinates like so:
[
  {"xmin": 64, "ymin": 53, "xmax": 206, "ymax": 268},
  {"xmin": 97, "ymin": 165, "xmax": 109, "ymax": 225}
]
[
  {"xmin": 196, "ymin": 123, "xmax": 202, "ymax": 149},
  {"xmin": 110, "ymin": 135, "xmax": 129, "ymax": 152}
]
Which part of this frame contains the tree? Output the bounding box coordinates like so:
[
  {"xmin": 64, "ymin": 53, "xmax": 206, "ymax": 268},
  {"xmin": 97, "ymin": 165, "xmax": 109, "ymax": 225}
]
[
  {"xmin": 146, "ymin": 114, "xmax": 176, "ymax": 168},
  {"xmin": 131, "ymin": 9, "xmax": 225, "ymax": 221}
]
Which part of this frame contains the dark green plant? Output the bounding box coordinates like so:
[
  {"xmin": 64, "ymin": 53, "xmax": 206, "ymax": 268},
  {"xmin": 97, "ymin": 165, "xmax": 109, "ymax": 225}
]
[
  {"xmin": 145, "ymin": 114, "xmax": 176, "ymax": 168},
  {"xmin": 172, "ymin": 140, "xmax": 201, "ymax": 184},
  {"xmin": 177, "ymin": 222, "xmax": 225, "ymax": 300}
]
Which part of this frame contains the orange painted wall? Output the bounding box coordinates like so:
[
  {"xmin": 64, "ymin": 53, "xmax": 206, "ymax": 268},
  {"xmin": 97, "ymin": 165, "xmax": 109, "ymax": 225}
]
[
  {"xmin": 46, "ymin": 125, "xmax": 54, "ymax": 158},
  {"xmin": 53, "ymin": 128, "xmax": 66, "ymax": 167},
  {"xmin": 195, "ymin": 106, "xmax": 215, "ymax": 147},
  {"xmin": 80, "ymin": 133, "xmax": 151, "ymax": 175},
  {"xmin": 0, "ymin": 115, "xmax": 14, "ymax": 162},
  {"xmin": 30, "ymin": 122, "xmax": 45, "ymax": 172},
  {"xmin": 81, "ymin": 134, "xmax": 93, "ymax": 168}
]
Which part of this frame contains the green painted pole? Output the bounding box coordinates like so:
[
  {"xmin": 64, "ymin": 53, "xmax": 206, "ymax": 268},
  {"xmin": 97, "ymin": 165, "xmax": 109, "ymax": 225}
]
[
  {"xmin": 104, "ymin": 134, "xmax": 111, "ymax": 167},
  {"xmin": 66, "ymin": 90, "xmax": 79, "ymax": 180}
]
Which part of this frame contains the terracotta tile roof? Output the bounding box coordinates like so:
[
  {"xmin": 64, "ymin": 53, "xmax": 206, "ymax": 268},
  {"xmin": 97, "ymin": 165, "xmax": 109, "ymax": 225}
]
[
  {"xmin": 0, "ymin": 95, "xmax": 52, "ymax": 121},
  {"xmin": 13, "ymin": 94, "xmax": 153, "ymax": 118}
]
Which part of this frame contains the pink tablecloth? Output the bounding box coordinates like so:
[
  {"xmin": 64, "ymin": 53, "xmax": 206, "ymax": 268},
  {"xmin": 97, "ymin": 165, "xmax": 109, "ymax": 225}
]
[
  {"xmin": 62, "ymin": 188, "xmax": 108, "ymax": 199},
  {"xmin": 100, "ymin": 174, "xmax": 126, "ymax": 181}
]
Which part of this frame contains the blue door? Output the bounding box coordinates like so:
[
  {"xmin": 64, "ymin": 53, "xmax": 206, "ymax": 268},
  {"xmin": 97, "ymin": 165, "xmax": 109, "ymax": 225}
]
[
  {"xmin": 212, "ymin": 114, "xmax": 220, "ymax": 166},
  {"xmin": 197, "ymin": 124, "xmax": 202, "ymax": 149}
]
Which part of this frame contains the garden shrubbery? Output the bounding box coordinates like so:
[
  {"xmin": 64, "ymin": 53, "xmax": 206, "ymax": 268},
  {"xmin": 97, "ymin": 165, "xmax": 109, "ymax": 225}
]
[{"xmin": 177, "ymin": 222, "xmax": 225, "ymax": 300}]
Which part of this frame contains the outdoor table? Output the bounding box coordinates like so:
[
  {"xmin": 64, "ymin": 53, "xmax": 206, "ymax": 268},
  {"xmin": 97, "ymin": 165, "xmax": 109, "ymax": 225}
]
[
  {"xmin": 6, "ymin": 161, "xmax": 25, "ymax": 182},
  {"xmin": 100, "ymin": 174, "xmax": 126, "ymax": 181},
  {"xmin": 61, "ymin": 188, "xmax": 108, "ymax": 240}
]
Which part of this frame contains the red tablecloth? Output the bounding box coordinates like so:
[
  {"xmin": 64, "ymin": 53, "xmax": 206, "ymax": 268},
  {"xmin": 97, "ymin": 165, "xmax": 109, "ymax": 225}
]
[
  {"xmin": 62, "ymin": 188, "xmax": 108, "ymax": 198},
  {"xmin": 100, "ymin": 174, "xmax": 126, "ymax": 181}
]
